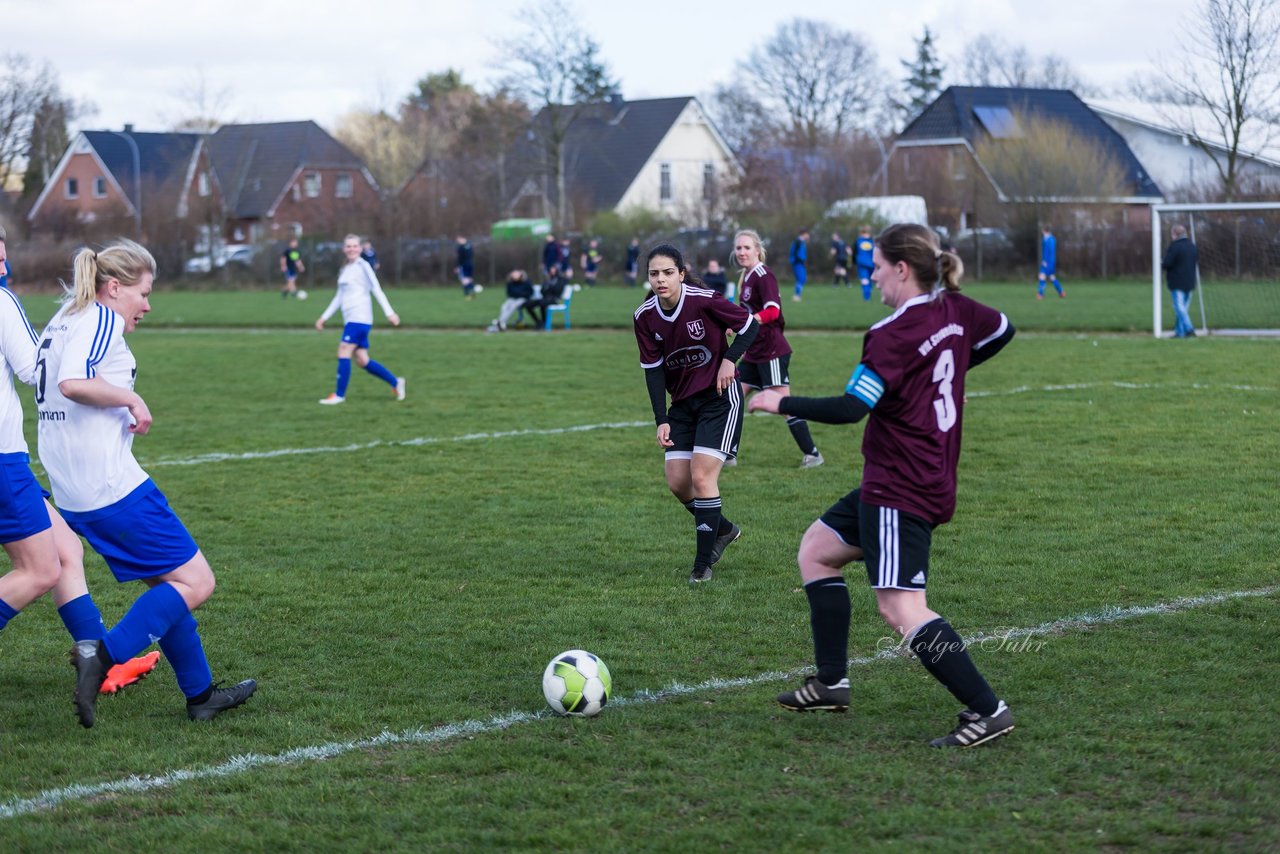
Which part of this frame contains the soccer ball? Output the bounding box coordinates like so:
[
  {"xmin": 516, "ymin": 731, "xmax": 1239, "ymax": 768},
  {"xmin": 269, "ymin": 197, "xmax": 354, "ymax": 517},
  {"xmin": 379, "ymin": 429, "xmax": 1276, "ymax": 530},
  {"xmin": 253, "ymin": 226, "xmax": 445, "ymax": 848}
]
[
  {"xmin": 473, "ymin": 283, "xmax": 484, "ymax": 294},
  {"xmin": 542, "ymin": 649, "xmax": 612, "ymax": 717},
  {"xmin": 296, "ymin": 290, "xmax": 308, "ymax": 301}
]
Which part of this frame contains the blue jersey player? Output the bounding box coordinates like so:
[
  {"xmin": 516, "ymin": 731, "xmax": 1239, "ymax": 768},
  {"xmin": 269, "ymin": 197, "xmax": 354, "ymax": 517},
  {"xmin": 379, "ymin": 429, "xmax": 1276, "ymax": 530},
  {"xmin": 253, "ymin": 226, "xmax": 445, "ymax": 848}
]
[
  {"xmin": 1037, "ymin": 225, "xmax": 1065, "ymax": 299},
  {"xmin": 788, "ymin": 230, "xmax": 809, "ymax": 301},
  {"xmin": 855, "ymin": 226, "xmax": 875, "ymax": 302}
]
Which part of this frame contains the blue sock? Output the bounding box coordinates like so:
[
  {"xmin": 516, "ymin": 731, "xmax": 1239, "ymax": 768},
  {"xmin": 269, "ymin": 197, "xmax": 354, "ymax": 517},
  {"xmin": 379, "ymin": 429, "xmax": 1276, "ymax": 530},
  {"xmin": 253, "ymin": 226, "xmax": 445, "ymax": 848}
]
[
  {"xmin": 158, "ymin": 612, "xmax": 213, "ymax": 699},
  {"xmin": 57, "ymin": 594, "xmax": 107, "ymax": 641},
  {"xmin": 0, "ymin": 597, "xmax": 17, "ymax": 631},
  {"xmin": 335, "ymin": 358, "xmax": 352, "ymax": 397},
  {"xmin": 103, "ymin": 582, "xmax": 190, "ymax": 663},
  {"xmin": 365, "ymin": 359, "xmax": 397, "ymax": 387}
]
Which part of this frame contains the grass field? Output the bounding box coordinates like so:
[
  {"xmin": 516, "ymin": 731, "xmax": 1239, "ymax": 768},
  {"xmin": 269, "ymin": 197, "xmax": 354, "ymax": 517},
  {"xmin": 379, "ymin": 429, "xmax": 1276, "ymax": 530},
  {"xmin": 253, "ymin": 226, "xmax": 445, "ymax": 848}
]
[{"xmin": 0, "ymin": 284, "xmax": 1277, "ymax": 850}]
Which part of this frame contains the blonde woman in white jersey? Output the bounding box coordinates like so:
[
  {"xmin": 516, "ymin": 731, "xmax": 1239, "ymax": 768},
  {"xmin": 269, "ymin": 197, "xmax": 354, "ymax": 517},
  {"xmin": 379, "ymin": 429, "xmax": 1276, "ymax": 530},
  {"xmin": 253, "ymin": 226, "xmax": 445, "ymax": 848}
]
[
  {"xmin": 38, "ymin": 239, "xmax": 255, "ymax": 727},
  {"xmin": 315, "ymin": 234, "xmax": 404, "ymax": 404},
  {"xmin": 0, "ymin": 232, "xmax": 158, "ymax": 697}
]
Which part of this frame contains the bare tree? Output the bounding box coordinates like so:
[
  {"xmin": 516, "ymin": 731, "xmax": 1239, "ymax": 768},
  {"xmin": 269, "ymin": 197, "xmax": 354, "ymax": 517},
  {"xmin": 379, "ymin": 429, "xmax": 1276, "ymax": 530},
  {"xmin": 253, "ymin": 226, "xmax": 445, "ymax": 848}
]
[
  {"xmin": 164, "ymin": 69, "xmax": 236, "ymax": 133},
  {"xmin": 494, "ymin": 0, "xmax": 617, "ymax": 230},
  {"xmin": 1150, "ymin": 0, "xmax": 1280, "ymax": 199},
  {"xmin": 21, "ymin": 88, "xmax": 94, "ymax": 206},
  {"xmin": 0, "ymin": 53, "xmax": 62, "ymax": 190},
  {"xmin": 954, "ymin": 34, "xmax": 1097, "ymax": 94},
  {"xmin": 712, "ymin": 18, "xmax": 880, "ymax": 150}
]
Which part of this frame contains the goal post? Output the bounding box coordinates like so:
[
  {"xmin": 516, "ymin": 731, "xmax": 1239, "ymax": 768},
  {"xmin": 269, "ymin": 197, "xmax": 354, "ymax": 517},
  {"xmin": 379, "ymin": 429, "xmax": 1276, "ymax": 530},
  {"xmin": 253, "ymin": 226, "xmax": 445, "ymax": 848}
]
[{"xmin": 1151, "ymin": 202, "xmax": 1280, "ymax": 338}]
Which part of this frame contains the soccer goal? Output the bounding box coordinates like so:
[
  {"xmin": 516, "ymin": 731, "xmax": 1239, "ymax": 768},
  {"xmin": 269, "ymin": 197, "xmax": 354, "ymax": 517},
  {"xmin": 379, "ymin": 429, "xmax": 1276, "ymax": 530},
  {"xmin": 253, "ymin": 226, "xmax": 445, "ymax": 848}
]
[{"xmin": 1151, "ymin": 202, "xmax": 1280, "ymax": 337}]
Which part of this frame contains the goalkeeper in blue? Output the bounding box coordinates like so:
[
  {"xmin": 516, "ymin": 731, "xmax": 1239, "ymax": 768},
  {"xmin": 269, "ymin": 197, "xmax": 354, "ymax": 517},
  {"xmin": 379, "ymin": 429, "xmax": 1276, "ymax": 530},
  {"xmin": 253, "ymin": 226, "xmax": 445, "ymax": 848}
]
[{"xmin": 1036, "ymin": 225, "xmax": 1065, "ymax": 299}]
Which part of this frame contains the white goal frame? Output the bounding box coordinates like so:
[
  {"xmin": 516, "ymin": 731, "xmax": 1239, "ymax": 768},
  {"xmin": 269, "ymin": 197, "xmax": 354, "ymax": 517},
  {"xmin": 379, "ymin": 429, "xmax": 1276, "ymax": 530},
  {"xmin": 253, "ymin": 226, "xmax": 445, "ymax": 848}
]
[{"xmin": 1151, "ymin": 202, "xmax": 1280, "ymax": 338}]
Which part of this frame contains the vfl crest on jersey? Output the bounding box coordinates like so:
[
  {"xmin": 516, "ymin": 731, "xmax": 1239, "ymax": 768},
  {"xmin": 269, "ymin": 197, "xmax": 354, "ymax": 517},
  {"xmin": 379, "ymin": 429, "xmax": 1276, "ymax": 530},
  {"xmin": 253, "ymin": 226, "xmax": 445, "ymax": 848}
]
[
  {"xmin": 666, "ymin": 345, "xmax": 713, "ymax": 370},
  {"xmin": 741, "ymin": 287, "xmax": 752, "ymax": 302},
  {"xmin": 686, "ymin": 319, "xmax": 705, "ymax": 340}
]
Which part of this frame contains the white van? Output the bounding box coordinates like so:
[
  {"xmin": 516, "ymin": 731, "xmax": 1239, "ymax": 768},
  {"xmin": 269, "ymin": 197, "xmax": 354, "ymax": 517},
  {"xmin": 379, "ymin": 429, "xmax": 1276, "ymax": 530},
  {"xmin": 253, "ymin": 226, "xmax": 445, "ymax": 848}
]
[{"xmin": 825, "ymin": 195, "xmax": 929, "ymax": 226}]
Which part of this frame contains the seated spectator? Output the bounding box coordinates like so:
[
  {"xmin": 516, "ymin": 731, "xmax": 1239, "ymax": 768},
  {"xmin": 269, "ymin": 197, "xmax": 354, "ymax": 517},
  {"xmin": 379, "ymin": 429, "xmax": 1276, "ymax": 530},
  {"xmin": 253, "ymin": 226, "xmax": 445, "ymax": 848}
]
[
  {"xmin": 489, "ymin": 269, "xmax": 542, "ymax": 331},
  {"xmin": 702, "ymin": 259, "xmax": 729, "ymax": 296},
  {"xmin": 530, "ymin": 269, "xmax": 571, "ymax": 328}
]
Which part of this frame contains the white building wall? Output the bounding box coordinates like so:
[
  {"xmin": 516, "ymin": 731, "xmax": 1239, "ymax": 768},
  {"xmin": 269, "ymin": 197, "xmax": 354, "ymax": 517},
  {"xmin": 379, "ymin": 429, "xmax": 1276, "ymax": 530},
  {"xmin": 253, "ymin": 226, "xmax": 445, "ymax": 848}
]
[{"xmin": 615, "ymin": 102, "xmax": 736, "ymax": 224}]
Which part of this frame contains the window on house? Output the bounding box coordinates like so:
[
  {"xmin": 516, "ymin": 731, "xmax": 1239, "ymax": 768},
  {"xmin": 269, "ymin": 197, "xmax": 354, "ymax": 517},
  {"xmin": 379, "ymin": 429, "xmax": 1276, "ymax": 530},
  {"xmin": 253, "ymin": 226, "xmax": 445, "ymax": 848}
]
[
  {"xmin": 660, "ymin": 163, "xmax": 672, "ymax": 202},
  {"xmin": 950, "ymin": 149, "xmax": 968, "ymax": 182},
  {"xmin": 292, "ymin": 184, "xmax": 301, "ymax": 201},
  {"xmin": 65, "ymin": 178, "xmax": 79, "ymax": 199},
  {"xmin": 973, "ymin": 106, "xmax": 1021, "ymax": 139},
  {"xmin": 335, "ymin": 173, "xmax": 353, "ymax": 199},
  {"xmin": 303, "ymin": 172, "xmax": 321, "ymax": 198},
  {"xmin": 93, "ymin": 177, "xmax": 108, "ymax": 197},
  {"xmin": 702, "ymin": 163, "xmax": 715, "ymax": 200},
  {"xmin": 198, "ymin": 171, "xmax": 210, "ymax": 197}
]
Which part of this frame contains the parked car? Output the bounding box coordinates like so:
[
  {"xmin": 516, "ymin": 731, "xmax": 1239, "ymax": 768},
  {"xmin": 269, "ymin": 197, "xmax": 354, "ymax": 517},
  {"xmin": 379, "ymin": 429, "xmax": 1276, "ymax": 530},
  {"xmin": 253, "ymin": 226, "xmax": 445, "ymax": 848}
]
[
  {"xmin": 952, "ymin": 228, "xmax": 1012, "ymax": 251},
  {"xmin": 184, "ymin": 244, "xmax": 255, "ymax": 275}
]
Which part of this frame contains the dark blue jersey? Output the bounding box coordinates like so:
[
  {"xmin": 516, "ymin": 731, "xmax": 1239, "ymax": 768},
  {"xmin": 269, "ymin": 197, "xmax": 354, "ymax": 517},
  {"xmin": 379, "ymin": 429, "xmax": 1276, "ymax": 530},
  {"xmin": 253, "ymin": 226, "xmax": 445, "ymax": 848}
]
[
  {"xmin": 831, "ymin": 239, "xmax": 848, "ymax": 265},
  {"xmin": 543, "ymin": 242, "xmax": 560, "ymax": 271}
]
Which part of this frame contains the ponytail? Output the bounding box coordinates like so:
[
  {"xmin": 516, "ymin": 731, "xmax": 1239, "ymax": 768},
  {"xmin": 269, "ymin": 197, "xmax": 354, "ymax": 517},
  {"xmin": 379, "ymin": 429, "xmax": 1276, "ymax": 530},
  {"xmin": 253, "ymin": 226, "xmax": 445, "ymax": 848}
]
[{"xmin": 938, "ymin": 248, "xmax": 964, "ymax": 292}]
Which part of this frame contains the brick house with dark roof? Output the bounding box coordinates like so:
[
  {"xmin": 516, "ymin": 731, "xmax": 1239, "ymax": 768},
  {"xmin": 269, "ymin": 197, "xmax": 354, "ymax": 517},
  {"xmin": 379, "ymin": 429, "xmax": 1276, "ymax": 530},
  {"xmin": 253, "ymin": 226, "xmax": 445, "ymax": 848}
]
[
  {"xmin": 886, "ymin": 87, "xmax": 1164, "ymax": 232},
  {"xmin": 26, "ymin": 126, "xmax": 221, "ymax": 241},
  {"xmin": 208, "ymin": 120, "xmax": 381, "ymax": 242}
]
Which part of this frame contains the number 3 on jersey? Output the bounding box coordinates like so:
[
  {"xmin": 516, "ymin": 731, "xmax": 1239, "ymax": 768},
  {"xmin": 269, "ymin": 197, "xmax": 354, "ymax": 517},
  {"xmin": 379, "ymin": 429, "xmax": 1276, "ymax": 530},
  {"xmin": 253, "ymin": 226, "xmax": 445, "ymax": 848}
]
[{"xmin": 932, "ymin": 348, "xmax": 957, "ymax": 432}]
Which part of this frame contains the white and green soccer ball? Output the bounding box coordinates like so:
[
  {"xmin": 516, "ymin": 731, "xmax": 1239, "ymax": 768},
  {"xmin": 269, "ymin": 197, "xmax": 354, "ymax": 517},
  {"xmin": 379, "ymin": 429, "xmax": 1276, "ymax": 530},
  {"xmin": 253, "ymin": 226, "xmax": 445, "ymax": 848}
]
[
  {"xmin": 473, "ymin": 283, "xmax": 484, "ymax": 294},
  {"xmin": 296, "ymin": 290, "xmax": 308, "ymax": 301},
  {"xmin": 542, "ymin": 649, "xmax": 612, "ymax": 717}
]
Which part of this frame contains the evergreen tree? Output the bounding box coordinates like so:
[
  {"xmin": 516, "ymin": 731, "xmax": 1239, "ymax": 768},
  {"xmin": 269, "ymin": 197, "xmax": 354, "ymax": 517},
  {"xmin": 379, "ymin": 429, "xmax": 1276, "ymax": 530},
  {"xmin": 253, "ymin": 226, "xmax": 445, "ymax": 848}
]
[
  {"xmin": 900, "ymin": 26, "xmax": 945, "ymax": 125},
  {"xmin": 20, "ymin": 92, "xmax": 74, "ymax": 208}
]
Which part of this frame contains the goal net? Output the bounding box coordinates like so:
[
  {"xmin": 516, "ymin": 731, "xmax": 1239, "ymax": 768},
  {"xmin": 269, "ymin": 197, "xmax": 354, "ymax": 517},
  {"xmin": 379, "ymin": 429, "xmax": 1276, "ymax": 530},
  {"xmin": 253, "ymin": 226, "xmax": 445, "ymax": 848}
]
[{"xmin": 1151, "ymin": 203, "xmax": 1280, "ymax": 337}]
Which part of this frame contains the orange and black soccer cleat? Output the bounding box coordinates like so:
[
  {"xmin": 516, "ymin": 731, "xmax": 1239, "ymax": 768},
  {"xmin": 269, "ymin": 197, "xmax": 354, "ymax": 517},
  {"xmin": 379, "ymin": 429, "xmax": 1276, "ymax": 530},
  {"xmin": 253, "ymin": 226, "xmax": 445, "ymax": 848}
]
[{"xmin": 99, "ymin": 651, "xmax": 162, "ymax": 695}]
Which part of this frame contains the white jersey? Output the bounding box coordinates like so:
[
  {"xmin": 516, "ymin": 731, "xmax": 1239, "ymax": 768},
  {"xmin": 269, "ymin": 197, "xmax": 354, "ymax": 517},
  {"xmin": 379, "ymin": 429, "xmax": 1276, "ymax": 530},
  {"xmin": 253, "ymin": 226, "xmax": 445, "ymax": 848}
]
[
  {"xmin": 319, "ymin": 258, "xmax": 395, "ymax": 326},
  {"xmin": 36, "ymin": 301, "xmax": 148, "ymax": 513},
  {"xmin": 0, "ymin": 287, "xmax": 39, "ymax": 455}
]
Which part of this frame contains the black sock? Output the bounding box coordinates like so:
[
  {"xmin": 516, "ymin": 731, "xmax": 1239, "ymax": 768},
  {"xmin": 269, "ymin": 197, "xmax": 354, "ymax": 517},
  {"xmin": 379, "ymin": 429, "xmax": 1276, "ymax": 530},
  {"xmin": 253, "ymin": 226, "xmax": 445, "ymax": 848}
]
[
  {"xmin": 805, "ymin": 577, "xmax": 850, "ymax": 684},
  {"xmin": 188, "ymin": 684, "xmax": 213, "ymax": 705},
  {"xmin": 908, "ymin": 617, "xmax": 999, "ymax": 715},
  {"xmin": 717, "ymin": 514, "xmax": 735, "ymax": 535},
  {"xmin": 692, "ymin": 496, "xmax": 721, "ymax": 569},
  {"xmin": 786, "ymin": 417, "xmax": 818, "ymax": 455}
]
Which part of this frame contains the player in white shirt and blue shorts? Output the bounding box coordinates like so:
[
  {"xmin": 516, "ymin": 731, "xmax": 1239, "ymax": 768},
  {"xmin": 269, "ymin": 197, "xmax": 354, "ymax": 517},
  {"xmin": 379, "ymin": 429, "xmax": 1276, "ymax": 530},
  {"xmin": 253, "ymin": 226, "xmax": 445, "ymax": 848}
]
[
  {"xmin": 39, "ymin": 239, "xmax": 256, "ymax": 727},
  {"xmin": 315, "ymin": 234, "xmax": 405, "ymax": 405},
  {"xmin": 0, "ymin": 231, "xmax": 159, "ymax": 697}
]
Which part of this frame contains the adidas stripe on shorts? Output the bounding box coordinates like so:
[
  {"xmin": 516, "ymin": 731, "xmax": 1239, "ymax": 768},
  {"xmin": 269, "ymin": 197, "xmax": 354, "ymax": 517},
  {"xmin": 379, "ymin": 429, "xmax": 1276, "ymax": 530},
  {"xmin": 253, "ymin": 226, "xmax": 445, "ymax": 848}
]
[{"xmin": 818, "ymin": 487, "xmax": 934, "ymax": 590}]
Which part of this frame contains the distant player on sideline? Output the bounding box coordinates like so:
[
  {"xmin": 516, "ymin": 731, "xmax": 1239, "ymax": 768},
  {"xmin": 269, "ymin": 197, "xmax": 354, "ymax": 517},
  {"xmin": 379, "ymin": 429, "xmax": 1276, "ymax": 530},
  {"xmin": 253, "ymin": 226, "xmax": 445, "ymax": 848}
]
[
  {"xmin": 542, "ymin": 234, "xmax": 560, "ymax": 281},
  {"xmin": 634, "ymin": 243, "xmax": 758, "ymax": 583},
  {"xmin": 580, "ymin": 239, "xmax": 602, "ymax": 286},
  {"xmin": 1037, "ymin": 225, "xmax": 1065, "ymax": 299},
  {"xmin": 788, "ymin": 230, "xmax": 809, "ymax": 301},
  {"xmin": 316, "ymin": 234, "xmax": 405, "ymax": 405},
  {"xmin": 360, "ymin": 239, "xmax": 380, "ymax": 272},
  {"xmin": 280, "ymin": 237, "xmax": 305, "ymax": 299},
  {"xmin": 855, "ymin": 225, "xmax": 875, "ymax": 302},
  {"xmin": 456, "ymin": 235, "xmax": 476, "ymax": 299},
  {"xmin": 624, "ymin": 238, "xmax": 641, "ymax": 286},
  {"xmin": 830, "ymin": 232, "xmax": 849, "ymax": 287},
  {"xmin": 750, "ymin": 223, "xmax": 1017, "ymax": 748},
  {"xmin": 41, "ymin": 239, "xmax": 257, "ymax": 727}
]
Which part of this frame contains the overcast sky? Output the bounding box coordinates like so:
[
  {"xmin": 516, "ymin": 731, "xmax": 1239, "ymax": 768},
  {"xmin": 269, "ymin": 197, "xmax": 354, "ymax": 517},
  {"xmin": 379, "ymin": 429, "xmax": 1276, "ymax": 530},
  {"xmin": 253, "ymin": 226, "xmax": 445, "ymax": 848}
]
[{"xmin": 13, "ymin": 0, "xmax": 1198, "ymax": 134}]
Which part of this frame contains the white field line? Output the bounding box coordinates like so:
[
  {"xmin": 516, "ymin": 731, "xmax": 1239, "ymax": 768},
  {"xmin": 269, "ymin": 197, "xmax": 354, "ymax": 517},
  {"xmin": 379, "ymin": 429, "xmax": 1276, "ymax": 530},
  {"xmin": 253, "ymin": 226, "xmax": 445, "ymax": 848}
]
[
  {"xmin": 128, "ymin": 381, "xmax": 1270, "ymax": 470},
  {"xmin": 1, "ymin": 585, "xmax": 1274, "ymax": 821}
]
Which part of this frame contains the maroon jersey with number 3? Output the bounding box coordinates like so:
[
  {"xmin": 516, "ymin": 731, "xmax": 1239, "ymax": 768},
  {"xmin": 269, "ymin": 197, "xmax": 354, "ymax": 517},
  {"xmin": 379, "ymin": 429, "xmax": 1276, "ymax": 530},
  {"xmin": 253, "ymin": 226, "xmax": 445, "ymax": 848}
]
[
  {"xmin": 738, "ymin": 263, "xmax": 791, "ymax": 362},
  {"xmin": 858, "ymin": 290, "xmax": 1008, "ymax": 524},
  {"xmin": 634, "ymin": 286, "xmax": 753, "ymax": 403}
]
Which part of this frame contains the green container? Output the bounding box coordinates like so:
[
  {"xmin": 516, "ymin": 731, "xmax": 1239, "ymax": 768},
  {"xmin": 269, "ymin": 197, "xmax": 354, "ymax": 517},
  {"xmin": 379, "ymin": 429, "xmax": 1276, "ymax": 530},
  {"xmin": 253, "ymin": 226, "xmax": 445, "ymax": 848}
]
[{"xmin": 490, "ymin": 218, "xmax": 553, "ymax": 242}]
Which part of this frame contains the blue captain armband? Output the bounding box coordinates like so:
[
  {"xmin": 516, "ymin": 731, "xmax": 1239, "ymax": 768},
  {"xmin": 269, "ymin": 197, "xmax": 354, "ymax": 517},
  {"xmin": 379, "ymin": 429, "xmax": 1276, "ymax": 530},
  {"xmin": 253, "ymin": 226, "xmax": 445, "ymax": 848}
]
[{"xmin": 845, "ymin": 364, "xmax": 884, "ymax": 408}]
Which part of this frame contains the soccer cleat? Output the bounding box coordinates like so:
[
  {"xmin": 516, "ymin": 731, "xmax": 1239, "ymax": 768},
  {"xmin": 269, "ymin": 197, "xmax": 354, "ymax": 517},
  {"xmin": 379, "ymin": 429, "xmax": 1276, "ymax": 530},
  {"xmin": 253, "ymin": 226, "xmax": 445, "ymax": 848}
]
[
  {"xmin": 395, "ymin": 377, "xmax": 406, "ymax": 401},
  {"xmin": 929, "ymin": 701, "xmax": 1015, "ymax": 748},
  {"xmin": 318, "ymin": 394, "xmax": 345, "ymax": 405},
  {"xmin": 800, "ymin": 452, "xmax": 824, "ymax": 469},
  {"xmin": 708, "ymin": 523, "xmax": 741, "ymax": 567},
  {"xmin": 777, "ymin": 676, "xmax": 850, "ymax": 712},
  {"xmin": 70, "ymin": 639, "xmax": 110, "ymax": 728},
  {"xmin": 688, "ymin": 564, "xmax": 713, "ymax": 584},
  {"xmin": 187, "ymin": 679, "xmax": 258, "ymax": 721},
  {"xmin": 99, "ymin": 651, "xmax": 161, "ymax": 695}
]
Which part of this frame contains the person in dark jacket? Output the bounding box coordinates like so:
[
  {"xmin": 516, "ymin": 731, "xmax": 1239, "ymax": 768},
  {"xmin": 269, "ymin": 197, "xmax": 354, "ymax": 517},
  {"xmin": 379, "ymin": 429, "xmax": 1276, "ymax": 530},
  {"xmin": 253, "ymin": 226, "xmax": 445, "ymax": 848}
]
[
  {"xmin": 701, "ymin": 259, "xmax": 728, "ymax": 296},
  {"xmin": 1161, "ymin": 224, "xmax": 1199, "ymax": 338},
  {"xmin": 489, "ymin": 269, "xmax": 542, "ymax": 331},
  {"xmin": 542, "ymin": 234, "xmax": 560, "ymax": 280}
]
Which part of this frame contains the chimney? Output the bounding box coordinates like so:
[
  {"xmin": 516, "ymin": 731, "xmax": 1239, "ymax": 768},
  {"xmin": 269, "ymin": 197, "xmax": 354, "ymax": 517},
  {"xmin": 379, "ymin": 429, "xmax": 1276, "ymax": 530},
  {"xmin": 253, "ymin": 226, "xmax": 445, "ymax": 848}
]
[{"xmin": 123, "ymin": 123, "xmax": 134, "ymax": 133}]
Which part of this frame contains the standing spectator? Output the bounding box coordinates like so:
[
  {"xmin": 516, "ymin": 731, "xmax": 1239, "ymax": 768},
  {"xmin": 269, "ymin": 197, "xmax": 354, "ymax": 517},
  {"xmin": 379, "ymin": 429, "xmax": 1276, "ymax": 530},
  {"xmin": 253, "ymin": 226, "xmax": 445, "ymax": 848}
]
[
  {"xmin": 489, "ymin": 269, "xmax": 542, "ymax": 331},
  {"xmin": 1036, "ymin": 225, "xmax": 1065, "ymax": 299},
  {"xmin": 542, "ymin": 234, "xmax": 560, "ymax": 280},
  {"xmin": 456, "ymin": 235, "xmax": 476, "ymax": 300},
  {"xmin": 1162, "ymin": 223, "xmax": 1199, "ymax": 338},
  {"xmin": 624, "ymin": 237, "xmax": 641, "ymax": 286},
  {"xmin": 558, "ymin": 237, "xmax": 573, "ymax": 278},
  {"xmin": 855, "ymin": 226, "xmax": 875, "ymax": 302},
  {"xmin": 280, "ymin": 237, "xmax": 306, "ymax": 299},
  {"xmin": 749, "ymin": 223, "xmax": 1017, "ymax": 748},
  {"xmin": 316, "ymin": 234, "xmax": 405, "ymax": 404},
  {"xmin": 634, "ymin": 243, "xmax": 759, "ymax": 583},
  {"xmin": 42, "ymin": 239, "xmax": 257, "ymax": 726},
  {"xmin": 734, "ymin": 229, "xmax": 823, "ymax": 469},
  {"xmin": 701, "ymin": 259, "xmax": 728, "ymax": 297},
  {"xmin": 830, "ymin": 232, "xmax": 849, "ymax": 287},
  {"xmin": 360, "ymin": 239, "xmax": 380, "ymax": 272},
  {"xmin": 788, "ymin": 230, "xmax": 809, "ymax": 301},
  {"xmin": 581, "ymin": 239, "xmax": 602, "ymax": 286}
]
